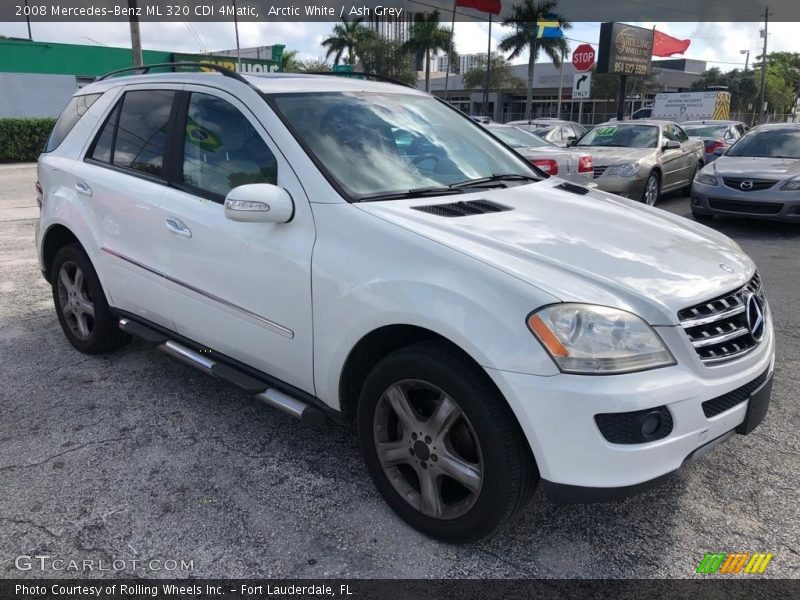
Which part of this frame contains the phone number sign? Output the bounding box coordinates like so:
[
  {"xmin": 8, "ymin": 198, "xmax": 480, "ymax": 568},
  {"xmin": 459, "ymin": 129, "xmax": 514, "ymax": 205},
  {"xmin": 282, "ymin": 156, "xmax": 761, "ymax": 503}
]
[{"xmin": 596, "ymin": 22, "xmax": 654, "ymax": 76}]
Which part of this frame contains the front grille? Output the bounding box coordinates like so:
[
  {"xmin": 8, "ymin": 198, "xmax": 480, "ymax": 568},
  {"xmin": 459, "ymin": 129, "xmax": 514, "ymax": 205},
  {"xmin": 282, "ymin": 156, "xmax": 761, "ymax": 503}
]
[
  {"xmin": 708, "ymin": 198, "xmax": 783, "ymax": 215},
  {"xmin": 595, "ymin": 406, "xmax": 673, "ymax": 444},
  {"xmin": 593, "ymin": 166, "xmax": 607, "ymax": 178},
  {"xmin": 702, "ymin": 369, "xmax": 769, "ymax": 418},
  {"xmin": 678, "ymin": 273, "xmax": 765, "ymax": 365},
  {"xmin": 722, "ymin": 177, "xmax": 777, "ymax": 192}
]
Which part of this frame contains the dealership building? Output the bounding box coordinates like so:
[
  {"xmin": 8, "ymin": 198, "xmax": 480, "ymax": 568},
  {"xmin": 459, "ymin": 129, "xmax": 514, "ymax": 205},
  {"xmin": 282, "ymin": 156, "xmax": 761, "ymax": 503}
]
[
  {"xmin": 422, "ymin": 58, "xmax": 707, "ymax": 124},
  {"xmin": 0, "ymin": 38, "xmax": 284, "ymax": 118}
]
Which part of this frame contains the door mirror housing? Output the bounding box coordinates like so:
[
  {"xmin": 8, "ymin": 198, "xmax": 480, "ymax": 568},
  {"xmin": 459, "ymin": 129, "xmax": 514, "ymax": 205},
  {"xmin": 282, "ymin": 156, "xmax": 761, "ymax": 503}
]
[
  {"xmin": 566, "ymin": 136, "xmax": 578, "ymax": 146},
  {"xmin": 662, "ymin": 140, "xmax": 681, "ymax": 150},
  {"xmin": 224, "ymin": 184, "xmax": 294, "ymax": 224}
]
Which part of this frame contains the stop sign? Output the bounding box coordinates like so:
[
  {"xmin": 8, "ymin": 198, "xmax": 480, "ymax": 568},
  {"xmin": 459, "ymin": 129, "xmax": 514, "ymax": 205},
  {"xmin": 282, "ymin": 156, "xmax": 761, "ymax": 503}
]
[{"xmin": 572, "ymin": 44, "xmax": 595, "ymax": 72}]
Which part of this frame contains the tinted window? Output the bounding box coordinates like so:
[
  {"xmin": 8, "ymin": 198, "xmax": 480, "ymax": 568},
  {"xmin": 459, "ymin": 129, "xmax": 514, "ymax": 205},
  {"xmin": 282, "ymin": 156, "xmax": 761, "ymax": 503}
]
[
  {"xmin": 89, "ymin": 101, "xmax": 120, "ymax": 164},
  {"xmin": 726, "ymin": 128, "xmax": 800, "ymax": 159},
  {"xmin": 488, "ymin": 126, "xmax": 550, "ymax": 148},
  {"xmin": 181, "ymin": 93, "xmax": 277, "ymax": 198},
  {"xmin": 112, "ymin": 90, "xmax": 175, "ymax": 177},
  {"xmin": 674, "ymin": 125, "xmax": 689, "ymax": 142},
  {"xmin": 46, "ymin": 93, "xmax": 102, "ymax": 152}
]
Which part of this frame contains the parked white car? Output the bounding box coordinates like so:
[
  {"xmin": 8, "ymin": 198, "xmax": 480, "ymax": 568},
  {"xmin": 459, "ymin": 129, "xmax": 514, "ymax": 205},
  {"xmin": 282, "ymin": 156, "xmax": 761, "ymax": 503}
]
[{"xmin": 36, "ymin": 66, "xmax": 775, "ymax": 542}]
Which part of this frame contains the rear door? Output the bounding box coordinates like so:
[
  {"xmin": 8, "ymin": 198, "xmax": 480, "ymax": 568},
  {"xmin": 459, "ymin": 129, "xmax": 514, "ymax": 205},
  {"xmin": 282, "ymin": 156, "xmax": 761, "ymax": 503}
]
[
  {"xmin": 158, "ymin": 85, "xmax": 316, "ymax": 393},
  {"xmin": 78, "ymin": 85, "xmax": 181, "ymax": 328}
]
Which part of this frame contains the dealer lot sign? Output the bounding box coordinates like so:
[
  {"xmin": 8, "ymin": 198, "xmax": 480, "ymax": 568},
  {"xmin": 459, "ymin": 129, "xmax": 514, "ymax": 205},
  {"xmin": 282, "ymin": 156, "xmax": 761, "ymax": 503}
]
[{"xmin": 596, "ymin": 22, "xmax": 654, "ymax": 76}]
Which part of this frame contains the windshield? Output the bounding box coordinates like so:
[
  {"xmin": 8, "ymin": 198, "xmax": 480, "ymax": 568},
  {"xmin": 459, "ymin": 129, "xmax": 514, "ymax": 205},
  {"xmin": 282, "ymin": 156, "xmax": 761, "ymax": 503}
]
[
  {"xmin": 270, "ymin": 92, "xmax": 536, "ymax": 200},
  {"xmin": 577, "ymin": 124, "xmax": 659, "ymax": 148},
  {"xmin": 725, "ymin": 128, "xmax": 800, "ymax": 159},
  {"xmin": 488, "ymin": 126, "xmax": 550, "ymax": 148},
  {"xmin": 682, "ymin": 125, "xmax": 728, "ymax": 138}
]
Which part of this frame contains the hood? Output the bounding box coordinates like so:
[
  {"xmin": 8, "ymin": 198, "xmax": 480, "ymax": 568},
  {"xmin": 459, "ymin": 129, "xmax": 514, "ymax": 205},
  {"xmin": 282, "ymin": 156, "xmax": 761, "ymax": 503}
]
[
  {"xmin": 711, "ymin": 156, "xmax": 800, "ymax": 179},
  {"xmin": 355, "ymin": 180, "xmax": 753, "ymax": 325},
  {"xmin": 577, "ymin": 146, "xmax": 654, "ymax": 166}
]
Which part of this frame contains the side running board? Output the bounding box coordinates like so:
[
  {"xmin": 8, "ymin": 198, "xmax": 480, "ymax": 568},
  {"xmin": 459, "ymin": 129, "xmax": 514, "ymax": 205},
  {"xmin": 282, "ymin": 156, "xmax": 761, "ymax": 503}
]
[{"xmin": 119, "ymin": 319, "xmax": 326, "ymax": 426}]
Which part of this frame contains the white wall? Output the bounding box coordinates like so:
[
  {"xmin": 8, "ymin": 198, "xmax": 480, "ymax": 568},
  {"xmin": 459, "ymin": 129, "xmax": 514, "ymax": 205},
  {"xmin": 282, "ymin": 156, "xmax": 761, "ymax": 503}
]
[{"xmin": 0, "ymin": 73, "xmax": 78, "ymax": 118}]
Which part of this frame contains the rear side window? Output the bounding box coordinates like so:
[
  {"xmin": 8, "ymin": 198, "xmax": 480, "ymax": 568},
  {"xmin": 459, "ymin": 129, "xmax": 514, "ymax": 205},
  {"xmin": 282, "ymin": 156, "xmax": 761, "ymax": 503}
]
[
  {"xmin": 88, "ymin": 89, "xmax": 176, "ymax": 178},
  {"xmin": 45, "ymin": 93, "xmax": 102, "ymax": 152}
]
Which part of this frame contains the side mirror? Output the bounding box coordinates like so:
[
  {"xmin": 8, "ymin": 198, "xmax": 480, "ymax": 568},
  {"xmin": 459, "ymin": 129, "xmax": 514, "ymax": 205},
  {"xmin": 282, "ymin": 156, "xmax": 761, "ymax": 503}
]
[
  {"xmin": 566, "ymin": 136, "xmax": 577, "ymax": 146},
  {"xmin": 224, "ymin": 184, "xmax": 294, "ymax": 224},
  {"xmin": 662, "ymin": 140, "xmax": 681, "ymax": 150}
]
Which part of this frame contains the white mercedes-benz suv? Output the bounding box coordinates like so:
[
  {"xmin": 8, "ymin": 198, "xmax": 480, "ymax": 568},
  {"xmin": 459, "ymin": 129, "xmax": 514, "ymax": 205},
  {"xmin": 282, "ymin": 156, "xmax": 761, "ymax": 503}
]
[{"xmin": 36, "ymin": 65, "xmax": 775, "ymax": 542}]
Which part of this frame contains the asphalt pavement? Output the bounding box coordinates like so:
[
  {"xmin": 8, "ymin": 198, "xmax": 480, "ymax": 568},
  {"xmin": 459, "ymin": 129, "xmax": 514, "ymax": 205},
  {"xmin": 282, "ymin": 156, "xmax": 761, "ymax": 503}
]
[{"xmin": 0, "ymin": 163, "xmax": 798, "ymax": 579}]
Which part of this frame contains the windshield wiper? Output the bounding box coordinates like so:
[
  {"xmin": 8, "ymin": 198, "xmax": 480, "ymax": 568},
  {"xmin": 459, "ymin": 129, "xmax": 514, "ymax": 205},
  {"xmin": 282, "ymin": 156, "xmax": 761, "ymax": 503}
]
[
  {"xmin": 357, "ymin": 186, "xmax": 464, "ymax": 202},
  {"xmin": 449, "ymin": 173, "xmax": 540, "ymax": 189}
]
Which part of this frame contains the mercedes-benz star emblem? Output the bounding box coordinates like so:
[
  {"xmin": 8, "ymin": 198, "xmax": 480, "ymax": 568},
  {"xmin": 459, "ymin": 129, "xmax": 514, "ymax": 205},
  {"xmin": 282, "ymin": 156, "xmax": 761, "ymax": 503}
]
[
  {"xmin": 719, "ymin": 263, "xmax": 734, "ymax": 273},
  {"xmin": 740, "ymin": 180, "xmax": 754, "ymax": 190},
  {"xmin": 743, "ymin": 291, "xmax": 766, "ymax": 342}
]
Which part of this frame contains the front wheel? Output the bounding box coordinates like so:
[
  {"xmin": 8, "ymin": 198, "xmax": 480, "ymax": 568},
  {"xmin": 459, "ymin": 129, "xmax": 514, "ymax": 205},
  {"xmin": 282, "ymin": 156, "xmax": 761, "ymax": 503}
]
[
  {"xmin": 51, "ymin": 244, "xmax": 130, "ymax": 354},
  {"xmin": 357, "ymin": 341, "xmax": 537, "ymax": 543},
  {"xmin": 641, "ymin": 171, "xmax": 661, "ymax": 206}
]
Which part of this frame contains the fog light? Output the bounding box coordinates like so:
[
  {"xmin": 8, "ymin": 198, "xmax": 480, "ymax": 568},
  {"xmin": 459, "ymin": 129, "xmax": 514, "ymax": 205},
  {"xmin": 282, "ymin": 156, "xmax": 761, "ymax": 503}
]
[{"xmin": 640, "ymin": 412, "xmax": 662, "ymax": 439}]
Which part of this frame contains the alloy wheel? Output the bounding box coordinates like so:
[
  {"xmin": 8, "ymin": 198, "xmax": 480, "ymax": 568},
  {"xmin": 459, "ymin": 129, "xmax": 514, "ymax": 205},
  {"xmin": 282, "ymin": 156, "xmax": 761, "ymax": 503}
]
[
  {"xmin": 373, "ymin": 379, "xmax": 483, "ymax": 520},
  {"xmin": 56, "ymin": 261, "xmax": 95, "ymax": 340},
  {"xmin": 644, "ymin": 173, "xmax": 660, "ymax": 206}
]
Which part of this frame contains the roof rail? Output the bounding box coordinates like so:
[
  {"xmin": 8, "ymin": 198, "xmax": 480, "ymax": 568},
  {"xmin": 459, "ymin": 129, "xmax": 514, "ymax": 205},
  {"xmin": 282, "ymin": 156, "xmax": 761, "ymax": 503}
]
[
  {"xmin": 96, "ymin": 62, "xmax": 249, "ymax": 84},
  {"xmin": 302, "ymin": 71, "xmax": 415, "ymax": 89}
]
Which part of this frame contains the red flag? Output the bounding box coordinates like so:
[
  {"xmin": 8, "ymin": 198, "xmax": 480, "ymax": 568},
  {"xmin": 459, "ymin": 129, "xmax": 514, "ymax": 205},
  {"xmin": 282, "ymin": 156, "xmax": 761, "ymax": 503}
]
[
  {"xmin": 652, "ymin": 29, "xmax": 691, "ymax": 57},
  {"xmin": 456, "ymin": 0, "xmax": 501, "ymax": 15}
]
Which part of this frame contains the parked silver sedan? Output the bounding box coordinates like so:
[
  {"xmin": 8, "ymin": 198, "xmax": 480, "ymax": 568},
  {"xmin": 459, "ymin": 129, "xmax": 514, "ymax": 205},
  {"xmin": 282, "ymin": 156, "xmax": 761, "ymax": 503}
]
[
  {"xmin": 484, "ymin": 124, "xmax": 593, "ymax": 183},
  {"xmin": 506, "ymin": 119, "xmax": 587, "ymax": 147},
  {"xmin": 690, "ymin": 123, "xmax": 800, "ymax": 222},
  {"xmin": 574, "ymin": 120, "xmax": 705, "ymax": 205}
]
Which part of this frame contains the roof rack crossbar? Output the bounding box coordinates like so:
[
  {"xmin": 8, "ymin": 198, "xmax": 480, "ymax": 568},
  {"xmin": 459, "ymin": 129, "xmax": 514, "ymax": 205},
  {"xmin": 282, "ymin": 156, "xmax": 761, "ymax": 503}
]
[
  {"xmin": 301, "ymin": 71, "xmax": 414, "ymax": 89},
  {"xmin": 96, "ymin": 62, "xmax": 249, "ymax": 84}
]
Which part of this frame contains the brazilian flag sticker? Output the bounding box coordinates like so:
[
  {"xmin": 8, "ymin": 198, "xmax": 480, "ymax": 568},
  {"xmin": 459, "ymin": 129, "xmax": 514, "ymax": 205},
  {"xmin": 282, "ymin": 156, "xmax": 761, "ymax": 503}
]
[{"xmin": 186, "ymin": 117, "xmax": 222, "ymax": 152}]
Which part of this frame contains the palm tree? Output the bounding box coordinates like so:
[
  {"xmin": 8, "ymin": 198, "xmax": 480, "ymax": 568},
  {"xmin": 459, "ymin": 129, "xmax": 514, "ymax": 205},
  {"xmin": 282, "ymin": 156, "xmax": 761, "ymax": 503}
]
[
  {"xmin": 321, "ymin": 17, "xmax": 373, "ymax": 66},
  {"xmin": 402, "ymin": 11, "xmax": 456, "ymax": 92},
  {"xmin": 500, "ymin": 0, "xmax": 571, "ymax": 121},
  {"xmin": 280, "ymin": 49, "xmax": 302, "ymax": 73}
]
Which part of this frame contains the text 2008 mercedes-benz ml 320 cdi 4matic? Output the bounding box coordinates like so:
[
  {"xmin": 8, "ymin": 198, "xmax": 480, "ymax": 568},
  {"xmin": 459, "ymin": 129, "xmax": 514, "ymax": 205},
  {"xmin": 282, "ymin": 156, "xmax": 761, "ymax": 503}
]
[{"xmin": 35, "ymin": 65, "xmax": 775, "ymax": 542}]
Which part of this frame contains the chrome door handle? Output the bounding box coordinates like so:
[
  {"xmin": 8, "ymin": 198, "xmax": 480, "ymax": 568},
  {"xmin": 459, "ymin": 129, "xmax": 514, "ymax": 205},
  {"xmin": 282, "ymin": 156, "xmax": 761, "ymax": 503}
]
[
  {"xmin": 74, "ymin": 181, "xmax": 92, "ymax": 197},
  {"xmin": 165, "ymin": 218, "xmax": 192, "ymax": 238}
]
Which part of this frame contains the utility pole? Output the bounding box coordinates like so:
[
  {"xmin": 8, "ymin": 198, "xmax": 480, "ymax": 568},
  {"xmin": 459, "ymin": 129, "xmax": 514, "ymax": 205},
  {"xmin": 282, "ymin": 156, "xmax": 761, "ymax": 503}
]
[
  {"xmin": 232, "ymin": 0, "xmax": 242, "ymax": 71},
  {"xmin": 23, "ymin": 0, "xmax": 32, "ymax": 40},
  {"xmin": 482, "ymin": 14, "xmax": 492, "ymax": 118},
  {"xmin": 757, "ymin": 6, "xmax": 769, "ymax": 123},
  {"xmin": 128, "ymin": 0, "xmax": 143, "ymax": 67}
]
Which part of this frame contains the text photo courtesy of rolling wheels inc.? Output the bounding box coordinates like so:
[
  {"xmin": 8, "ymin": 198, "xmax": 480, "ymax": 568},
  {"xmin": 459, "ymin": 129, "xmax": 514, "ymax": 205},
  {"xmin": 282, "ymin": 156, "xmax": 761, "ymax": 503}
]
[{"xmin": 1, "ymin": 1, "xmax": 800, "ymax": 598}]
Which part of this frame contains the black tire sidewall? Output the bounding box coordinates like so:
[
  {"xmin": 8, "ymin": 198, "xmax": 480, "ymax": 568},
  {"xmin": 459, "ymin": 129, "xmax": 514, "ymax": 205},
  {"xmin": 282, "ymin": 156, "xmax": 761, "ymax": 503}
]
[
  {"xmin": 51, "ymin": 245, "xmax": 124, "ymax": 353},
  {"xmin": 357, "ymin": 344, "xmax": 535, "ymax": 542}
]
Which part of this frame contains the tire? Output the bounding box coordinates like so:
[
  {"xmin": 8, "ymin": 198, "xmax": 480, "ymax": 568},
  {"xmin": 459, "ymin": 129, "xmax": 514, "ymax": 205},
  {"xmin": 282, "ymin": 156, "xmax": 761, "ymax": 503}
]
[
  {"xmin": 357, "ymin": 340, "xmax": 538, "ymax": 543},
  {"xmin": 51, "ymin": 244, "xmax": 130, "ymax": 354},
  {"xmin": 692, "ymin": 211, "xmax": 715, "ymax": 223},
  {"xmin": 641, "ymin": 171, "xmax": 661, "ymax": 206}
]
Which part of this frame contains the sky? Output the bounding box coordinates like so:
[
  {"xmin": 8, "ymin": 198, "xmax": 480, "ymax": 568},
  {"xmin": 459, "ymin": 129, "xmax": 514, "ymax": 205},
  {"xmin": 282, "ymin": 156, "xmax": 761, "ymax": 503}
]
[{"xmin": 1, "ymin": 19, "xmax": 797, "ymax": 72}]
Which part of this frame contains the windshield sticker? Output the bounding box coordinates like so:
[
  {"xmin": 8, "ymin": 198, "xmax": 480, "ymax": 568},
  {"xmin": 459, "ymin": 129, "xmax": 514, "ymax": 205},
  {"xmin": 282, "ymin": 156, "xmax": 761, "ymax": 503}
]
[{"xmin": 594, "ymin": 126, "xmax": 618, "ymax": 136}]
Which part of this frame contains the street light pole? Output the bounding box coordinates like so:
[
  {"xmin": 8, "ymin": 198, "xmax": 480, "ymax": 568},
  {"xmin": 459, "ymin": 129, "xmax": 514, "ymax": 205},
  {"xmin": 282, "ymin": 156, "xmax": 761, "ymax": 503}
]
[
  {"xmin": 740, "ymin": 49, "xmax": 749, "ymax": 72},
  {"xmin": 232, "ymin": 0, "xmax": 242, "ymax": 72},
  {"xmin": 757, "ymin": 6, "xmax": 769, "ymax": 123},
  {"xmin": 23, "ymin": 0, "xmax": 32, "ymax": 40}
]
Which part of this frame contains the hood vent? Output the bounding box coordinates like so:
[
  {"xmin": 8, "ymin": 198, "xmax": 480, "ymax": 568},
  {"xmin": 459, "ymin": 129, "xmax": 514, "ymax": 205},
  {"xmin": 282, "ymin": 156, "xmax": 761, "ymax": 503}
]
[
  {"xmin": 555, "ymin": 182, "xmax": 590, "ymax": 195},
  {"xmin": 411, "ymin": 199, "xmax": 512, "ymax": 217}
]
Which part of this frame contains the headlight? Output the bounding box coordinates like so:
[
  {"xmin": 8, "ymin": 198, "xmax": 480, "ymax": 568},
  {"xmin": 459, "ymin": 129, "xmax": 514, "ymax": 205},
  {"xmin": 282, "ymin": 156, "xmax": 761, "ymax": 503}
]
[
  {"xmin": 780, "ymin": 180, "xmax": 800, "ymax": 191},
  {"xmin": 695, "ymin": 173, "xmax": 718, "ymax": 186},
  {"xmin": 604, "ymin": 162, "xmax": 640, "ymax": 177},
  {"xmin": 527, "ymin": 304, "xmax": 675, "ymax": 374}
]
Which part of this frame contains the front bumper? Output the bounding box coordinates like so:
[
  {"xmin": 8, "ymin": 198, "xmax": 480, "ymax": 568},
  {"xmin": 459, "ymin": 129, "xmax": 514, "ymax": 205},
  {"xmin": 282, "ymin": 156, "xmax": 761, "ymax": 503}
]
[
  {"xmin": 485, "ymin": 317, "xmax": 775, "ymax": 498},
  {"xmin": 691, "ymin": 182, "xmax": 800, "ymax": 221},
  {"xmin": 592, "ymin": 172, "xmax": 647, "ymax": 199}
]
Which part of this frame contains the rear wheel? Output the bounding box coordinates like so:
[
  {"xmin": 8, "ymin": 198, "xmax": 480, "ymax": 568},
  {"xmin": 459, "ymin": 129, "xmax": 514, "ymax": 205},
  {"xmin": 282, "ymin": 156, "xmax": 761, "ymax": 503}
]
[
  {"xmin": 641, "ymin": 171, "xmax": 661, "ymax": 206},
  {"xmin": 51, "ymin": 244, "xmax": 130, "ymax": 354},
  {"xmin": 357, "ymin": 341, "xmax": 537, "ymax": 542}
]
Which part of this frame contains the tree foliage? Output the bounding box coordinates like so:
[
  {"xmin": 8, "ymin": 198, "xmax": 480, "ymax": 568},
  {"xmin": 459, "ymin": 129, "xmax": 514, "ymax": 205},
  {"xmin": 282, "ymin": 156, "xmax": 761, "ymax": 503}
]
[
  {"xmin": 360, "ymin": 37, "xmax": 417, "ymax": 86},
  {"xmin": 463, "ymin": 55, "xmax": 524, "ymax": 92},
  {"xmin": 321, "ymin": 17, "xmax": 374, "ymax": 66},
  {"xmin": 402, "ymin": 11, "xmax": 456, "ymax": 92},
  {"xmin": 500, "ymin": 0, "xmax": 571, "ymax": 121}
]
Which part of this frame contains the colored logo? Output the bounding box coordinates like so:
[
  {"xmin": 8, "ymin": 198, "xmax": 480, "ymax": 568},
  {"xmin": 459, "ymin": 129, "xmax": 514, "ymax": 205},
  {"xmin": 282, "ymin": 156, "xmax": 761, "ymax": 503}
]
[
  {"xmin": 696, "ymin": 552, "xmax": 774, "ymax": 574},
  {"xmin": 740, "ymin": 180, "xmax": 754, "ymax": 190}
]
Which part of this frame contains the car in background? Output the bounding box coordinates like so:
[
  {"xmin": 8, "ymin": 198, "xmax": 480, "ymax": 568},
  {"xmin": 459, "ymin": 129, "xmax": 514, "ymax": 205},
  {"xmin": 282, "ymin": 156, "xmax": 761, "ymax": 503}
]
[
  {"xmin": 573, "ymin": 120, "xmax": 704, "ymax": 205},
  {"xmin": 681, "ymin": 120, "xmax": 749, "ymax": 163},
  {"xmin": 484, "ymin": 124, "xmax": 593, "ymax": 183},
  {"xmin": 631, "ymin": 107, "xmax": 653, "ymax": 120},
  {"xmin": 506, "ymin": 119, "xmax": 587, "ymax": 147},
  {"xmin": 690, "ymin": 123, "xmax": 800, "ymax": 222},
  {"xmin": 469, "ymin": 115, "xmax": 494, "ymax": 124}
]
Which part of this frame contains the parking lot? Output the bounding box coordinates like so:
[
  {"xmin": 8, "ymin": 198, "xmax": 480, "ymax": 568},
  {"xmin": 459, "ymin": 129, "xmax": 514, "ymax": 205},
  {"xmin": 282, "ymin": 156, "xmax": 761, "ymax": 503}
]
[{"xmin": 0, "ymin": 162, "xmax": 798, "ymax": 579}]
